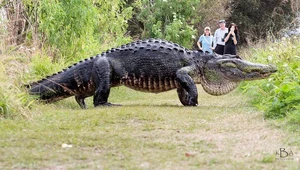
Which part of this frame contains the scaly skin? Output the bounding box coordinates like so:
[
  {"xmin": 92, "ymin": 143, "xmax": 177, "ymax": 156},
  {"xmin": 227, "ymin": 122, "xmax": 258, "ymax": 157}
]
[{"xmin": 27, "ymin": 39, "xmax": 277, "ymax": 109}]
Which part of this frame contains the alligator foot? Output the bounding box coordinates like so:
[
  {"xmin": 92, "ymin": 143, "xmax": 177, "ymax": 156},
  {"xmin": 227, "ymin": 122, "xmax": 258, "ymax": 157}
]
[{"xmin": 95, "ymin": 102, "xmax": 122, "ymax": 107}]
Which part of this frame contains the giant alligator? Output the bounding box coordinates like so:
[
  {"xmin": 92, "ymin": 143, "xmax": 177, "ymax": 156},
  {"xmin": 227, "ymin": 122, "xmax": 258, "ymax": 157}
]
[{"xmin": 27, "ymin": 39, "xmax": 276, "ymax": 108}]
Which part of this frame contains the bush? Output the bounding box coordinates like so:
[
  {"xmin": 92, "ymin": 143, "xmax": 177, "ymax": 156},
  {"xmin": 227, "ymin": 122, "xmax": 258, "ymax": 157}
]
[
  {"xmin": 227, "ymin": 0, "xmax": 297, "ymax": 44},
  {"xmin": 133, "ymin": 0, "xmax": 201, "ymax": 48},
  {"xmin": 22, "ymin": 0, "xmax": 133, "ymax": 61},
  {"xmin": 25, "ymin": 52, "xmax": 67, "ymax": 80},
  {"xmin": 241, "ymin": 36, "xmax": 300, "ymax": 126},
  {"xmin": 0, "ymin": 56, "xmax": 34, "ymax": 119}
]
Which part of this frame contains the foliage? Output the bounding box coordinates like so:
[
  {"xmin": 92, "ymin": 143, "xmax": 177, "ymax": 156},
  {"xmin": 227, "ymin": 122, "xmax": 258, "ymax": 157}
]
[
  {"xmin": 0, "ymin": 56, "xmax": 34, "ymax": 119},
  {"xmin": 133, "ymin": 0, "xmax": 202, "ymax": 48},
  {"xmin": 0, "ymin": 50, "xmax": 70, "ymax": 119},
  {"xmin": 240, "ymin": 36, "xmax": 300, "ymax": 126},
  {"xmin": 193, "ymin": 0, "xmax": 230, "ymax": 32},
  {"xmin": 227, "ymin": 0, "xmax": 297, "ymax": 44},
  {"xmin": 23, "ymin": 0, "xmax": 133, "ymax": 61},
  {"xmin": 0, "ymin": 17, "xmax": 33, "ymax": 119},
  {"xmin": 28, "ymin": 52, "xmax": 67, "ymax": 79}
]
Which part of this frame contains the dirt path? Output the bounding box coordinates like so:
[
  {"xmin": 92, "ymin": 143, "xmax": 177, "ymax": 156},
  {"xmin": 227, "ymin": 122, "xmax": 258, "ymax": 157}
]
[
  {"xmin": 188, "ymin": 88, "xmax": 300, "ymax": 168},
  {"xmin": 109, "ymin": 87, "xmax": 300, "ymax": 169}
]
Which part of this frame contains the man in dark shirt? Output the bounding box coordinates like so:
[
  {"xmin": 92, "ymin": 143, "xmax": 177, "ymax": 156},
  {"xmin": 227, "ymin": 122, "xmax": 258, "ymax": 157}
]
[{"xmin": 213, "ymin": 20, "xmax": 228, "ymax": 55}]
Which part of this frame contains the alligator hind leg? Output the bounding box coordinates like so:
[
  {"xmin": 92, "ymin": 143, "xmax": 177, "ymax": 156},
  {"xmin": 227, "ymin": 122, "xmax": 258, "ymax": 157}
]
[
  {"xmin": 92, "ymin": 56, "xmax": 121, "ymax": 107},
  {"xmin": 75, "ymin": 95, "xmax": 86, "ymax": 109}
]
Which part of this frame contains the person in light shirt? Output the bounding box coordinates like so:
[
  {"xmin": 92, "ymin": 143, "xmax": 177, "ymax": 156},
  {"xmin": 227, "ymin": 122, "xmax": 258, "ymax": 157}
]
[
  {"xmin": 197, "ymin": 27, "xmax": 214, "ymax": 54},
  {"xmin": 213, "ymin": 20, "xmax": 228, "ymax": 55}
]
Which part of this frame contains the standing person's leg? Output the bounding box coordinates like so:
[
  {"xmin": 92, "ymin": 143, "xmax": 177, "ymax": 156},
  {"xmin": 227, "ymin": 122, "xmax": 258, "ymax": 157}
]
[
  {"xmin": 224, "ymin": 46, "xmax": 236, "ymax": 55},
  {"xmin": 220, "ymin": 45, "xmax": 225, "ymax": 55},
  {"xmin": 214, "ymin": 44, "xmax": 225, "ymax": 55}
]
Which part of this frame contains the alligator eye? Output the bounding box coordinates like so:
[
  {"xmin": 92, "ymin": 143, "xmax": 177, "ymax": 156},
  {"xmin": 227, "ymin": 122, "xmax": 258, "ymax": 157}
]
[
  {"xmin": 251, "ymin": 69, "xmax": 261, "ymax": 73},
  {"xmin": 235, "ymin": 55, "xmax": 242, "ymax": 60},
  {"xmin": 222, "ymin": 62, "xmax": 237, "ymax": 68}
]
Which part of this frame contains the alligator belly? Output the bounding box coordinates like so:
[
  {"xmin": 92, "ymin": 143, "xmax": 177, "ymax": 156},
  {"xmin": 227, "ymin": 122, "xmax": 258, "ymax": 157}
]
[{"xmin": 121, "ymin": 76, "xmax": 179, "ymax": 93}]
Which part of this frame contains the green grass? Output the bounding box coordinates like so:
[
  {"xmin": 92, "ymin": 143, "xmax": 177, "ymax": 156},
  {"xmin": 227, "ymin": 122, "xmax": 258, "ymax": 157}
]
[
  {"xmin": 239, "ymin": 36, "xmax": 300, "ymax": 121},
  {"xmin": 0, "ymin": 86, "xmax": 299, "ymax": 169}
]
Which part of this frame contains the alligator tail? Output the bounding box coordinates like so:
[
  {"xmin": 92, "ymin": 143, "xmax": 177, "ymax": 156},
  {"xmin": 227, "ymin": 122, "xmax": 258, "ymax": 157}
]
[{"xmin": 27, "ymin": 76, "xmax": 75, "ymax": 103}]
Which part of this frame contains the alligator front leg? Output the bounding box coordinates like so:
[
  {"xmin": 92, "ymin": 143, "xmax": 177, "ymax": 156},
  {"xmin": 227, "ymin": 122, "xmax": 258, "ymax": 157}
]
[
  {"xmin": 177, "ymin": 87, "xmax": 189, "ymax": 106},
  {"xmin": 92, "ymin": 57, "xmax": 119, "ymax": 107},
  {"xmin": 176, "ymin": 67, "xmax": 198, "ymax": 106}
]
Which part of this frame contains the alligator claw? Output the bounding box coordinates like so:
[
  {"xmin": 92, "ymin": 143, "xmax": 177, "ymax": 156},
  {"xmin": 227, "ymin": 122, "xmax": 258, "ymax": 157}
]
[{"xmin": 96, "ymin": 102, "xmax": 122, "ymax": 107}]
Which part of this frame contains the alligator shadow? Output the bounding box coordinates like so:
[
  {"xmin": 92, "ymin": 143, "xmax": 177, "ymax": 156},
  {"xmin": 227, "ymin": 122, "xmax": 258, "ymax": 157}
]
[
  {"xmin": 118, "ymin": 103, "xmax": 185, "ymax": 108},
  {"xmin": 53, "ymin": 100, "xmax": 249, "ymax": 109}
]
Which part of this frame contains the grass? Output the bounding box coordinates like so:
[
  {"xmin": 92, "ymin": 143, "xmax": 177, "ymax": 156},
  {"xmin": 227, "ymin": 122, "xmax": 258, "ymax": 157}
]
[{"xmin": 0, "ymin": 86, "xmax": 299, "ymax": 169}]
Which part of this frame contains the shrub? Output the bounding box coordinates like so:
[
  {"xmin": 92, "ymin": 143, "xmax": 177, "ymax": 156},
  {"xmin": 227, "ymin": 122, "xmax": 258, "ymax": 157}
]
[
  {"xmin": 133, "ymin": 0, "xmax": 201, "ymax": 48},
  {"xmin": 22, "ymin": 0, "xmax": 133, "ymax": 61},
  {"xmin": 241, "ymin": 36, "xmax": 300, "ymax": 126},
  {"xmin": 28, "ymin": 52, "xmax": 67, "ymax": 79},
  {"xmin": 227, "ymin": 0, "xmax": 297, "ymax": 44},
  {"xmin": 0, "ymin": 56, "xmax": 34, "ymax": 119}
]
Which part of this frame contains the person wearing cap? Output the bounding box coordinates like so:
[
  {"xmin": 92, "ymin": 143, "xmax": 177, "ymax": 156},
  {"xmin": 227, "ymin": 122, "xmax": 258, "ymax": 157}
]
[
  {"xmin": 197, "ymin": 26, "xmax": 214, "ymax": 54},
  {"xmin": 213, "ymin": 20, "xmax": 228, "ymax": 55}
]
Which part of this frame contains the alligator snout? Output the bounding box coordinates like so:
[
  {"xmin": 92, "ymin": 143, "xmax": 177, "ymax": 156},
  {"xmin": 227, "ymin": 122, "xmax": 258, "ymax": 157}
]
[{"xmin": 269, "ymin": 65, "xmax": 277, "ymax": 73}]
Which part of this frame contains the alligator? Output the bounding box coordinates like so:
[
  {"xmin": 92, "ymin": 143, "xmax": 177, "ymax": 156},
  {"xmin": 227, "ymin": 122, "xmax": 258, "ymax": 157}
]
[{"xmin": 27, "ymin": 39, "xmax": 277, "ymax": 109}]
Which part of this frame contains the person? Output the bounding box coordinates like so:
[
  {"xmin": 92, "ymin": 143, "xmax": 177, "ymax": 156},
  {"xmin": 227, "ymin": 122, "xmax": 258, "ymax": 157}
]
[
  {"xmin": 213, "ymin": 19, "xmax": 228, "ymax": 55},
  {"xmin": 223, "ymin": 23, "xmax": 239, "ymax": 55},
  {"xmin": 197, "ymin": 27, "xmax": 214, "ymax": 54}
]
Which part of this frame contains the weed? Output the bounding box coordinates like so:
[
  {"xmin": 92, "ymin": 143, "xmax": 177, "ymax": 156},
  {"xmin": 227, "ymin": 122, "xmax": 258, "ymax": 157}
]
[
  {"xmin": 240, "ymin": 36, "xmax": 300, "ymax": 126},
  {"xmin": 261, "ymin": 154, "xmax": 276, "ymax": 163}
]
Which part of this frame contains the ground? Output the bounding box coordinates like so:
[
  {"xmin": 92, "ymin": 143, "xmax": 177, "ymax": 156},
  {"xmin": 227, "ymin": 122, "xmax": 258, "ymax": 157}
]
[{"xmin": 0, "ymin": 86, "xmax": 299, "ymax": 169}]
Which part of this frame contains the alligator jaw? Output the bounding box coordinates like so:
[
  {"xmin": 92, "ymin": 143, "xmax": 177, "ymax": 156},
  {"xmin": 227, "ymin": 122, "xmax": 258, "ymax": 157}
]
[
  {"xmin": 199, "ymin": 55, "xmax": 277, "ymax": 96},
  {"xmin": 216, "ymin": 58, "xmax": 277, "ymax": 81},
  {"xmin": 200, "ymin": 75, "xmax": 239, "ymax": 96}
]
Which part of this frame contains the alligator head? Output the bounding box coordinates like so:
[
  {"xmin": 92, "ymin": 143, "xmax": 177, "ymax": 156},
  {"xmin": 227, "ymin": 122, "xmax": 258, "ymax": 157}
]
[{"xmin": 200, "ymin": 54, "xmax": 277, "ymax": 96}]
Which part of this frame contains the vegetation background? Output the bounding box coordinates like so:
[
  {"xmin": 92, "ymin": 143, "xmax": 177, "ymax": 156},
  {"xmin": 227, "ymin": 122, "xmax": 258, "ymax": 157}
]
[{"xmin": 0, "ymin": 0, "xmax": 299, "ymax": 169}]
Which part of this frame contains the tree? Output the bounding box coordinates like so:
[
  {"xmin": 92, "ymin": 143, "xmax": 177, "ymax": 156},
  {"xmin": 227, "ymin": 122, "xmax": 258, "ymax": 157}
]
[
  {"xmin": 131, "ymin": 0, "xmax": 203, "ymax": 48},
  {"xmin": 36, "ymin": 0, "xmax": 132, "ymax": 60},
  {"xmin": 226, "ymin": 0, "xmax": 296, "ymax": 44},
  {"xmin": 0, "ymin": 0, "xmax": 133, "ymax": 60},
  {"xmin": 0, "ymin": 0, "xmax": 27, "ymax": 45}
]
